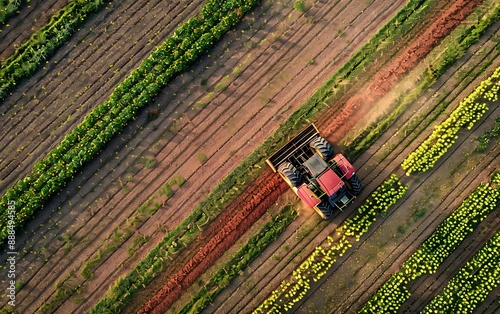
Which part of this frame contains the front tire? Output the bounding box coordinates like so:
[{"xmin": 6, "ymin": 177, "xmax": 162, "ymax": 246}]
[
  {"xmin": 348, "ymin": 174, "xmax": 362, "ymax": 196},
  {"xmin": 310, "ymin": 136, "xmax": 334, "ymax": 160},
  {"xmin": 315, "ymin": 201, "xmax": 333, "ymax": 219},
  {"xmin": 278, "ymin": 162, "xmax": 302, "ymax": 187}
]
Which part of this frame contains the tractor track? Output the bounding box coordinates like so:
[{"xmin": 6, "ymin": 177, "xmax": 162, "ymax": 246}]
[{"xmin": 0, "ymin": 0, "xmax": 410, "ymax": 312}]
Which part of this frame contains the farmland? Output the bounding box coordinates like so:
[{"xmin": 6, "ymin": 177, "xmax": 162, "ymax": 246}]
[{"xmin": 0, "ymin": 0, "xmax": 499, "ymax": 313}]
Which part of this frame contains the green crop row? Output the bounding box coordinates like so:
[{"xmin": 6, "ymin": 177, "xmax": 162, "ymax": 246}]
[
  {"xmin": 476, "ymin": 116, "xmax": 500, "ymax": 152},
  {"xmin": 401, "ymin": 66, "xmax": 500, "ymax": 175},
  {"xmin": 254, "ymin": 174, "xmax": 407, "ymax": 313},
  {"xmin": 178, "ymin": 204, "xmax": 297, "ymax": 314},
  {"xmin": 422, "ymin": 229, "xmax": 500, "ymax": 314},
  {"xmin": 0, "ymin": 0, "xmax": 21, "ymax": 23},
  {"xmin": 0, "ymin": 0, "xmax": 259, "ymax": 243},
  {"xmin": 359, "ymin": 180, "xmax": 500, "ymax": 314},
  {"xmin": 0, "ymin": 0, "xmax": 106, "ymax": 101},
  {"xmin": 344, "ymin": 174, "xmax": 408, "ymax": 241}
]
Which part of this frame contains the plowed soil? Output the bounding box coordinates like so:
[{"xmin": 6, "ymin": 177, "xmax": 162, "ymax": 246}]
[{"xmin": 137, "ymin": 0, "xmax": 485, "ymax": 313}]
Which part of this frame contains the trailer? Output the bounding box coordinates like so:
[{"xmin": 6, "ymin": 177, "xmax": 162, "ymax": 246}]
[{"xmin": 266, "ymin": 124, "xmax": 361, "ymax": 218}]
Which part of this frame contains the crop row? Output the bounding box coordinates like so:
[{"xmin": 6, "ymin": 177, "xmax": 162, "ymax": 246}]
[
  {"xmin": 343, "ymin": 174, "xmax": 408, "ymax": 241},
  {"xmin": 178, "ymin": 205, "xmax": 298, "ymax": 314},
  {"xmin": 0, "ymin": 0, "xmax": 259, "ymax": 243},
  {"xmin": 359, "ymin": 179, "xmax": 500, "ymax": 314},
  {"xmin": 421, "ymin": 229, "xmax": 500, "ymax": 313},
  {"xmin": 0, "ymin": 0, "xmax": 106, "ymax": 101},
  {"xmin": 476, "ymin": 116, "xmax": 500, "ymax": 152},
  {"xmin": 401, "ymin": 66, "xmax": 500, "ymax": 175},
  {"xmin": 0, "ymin": 0, "xmax": 21, "ymax": 23},
  {"xmin": 254, "ymin": 174, "xmax": 408, "ymax": 313}
]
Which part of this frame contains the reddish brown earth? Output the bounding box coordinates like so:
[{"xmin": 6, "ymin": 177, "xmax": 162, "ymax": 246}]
[{"xmin": 136, "ymin": 0, "xmax": 483, "ymax": 312}]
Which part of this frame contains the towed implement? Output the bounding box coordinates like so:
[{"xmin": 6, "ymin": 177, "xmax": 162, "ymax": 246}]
[{"xmin": 266, "ymin": 124, "xmax": 361, "ymax": 218}]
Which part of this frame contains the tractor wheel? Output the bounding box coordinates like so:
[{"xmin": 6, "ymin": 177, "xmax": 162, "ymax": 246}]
[
  {"xmin": 315, "ymin": 202, "xmax": 333, "ymax": 219},
  {"xmin": 348, "ymin": 174, "xmax": 362, "ymax": 195},
  {"xmin": 310, "ymin": 136, "xmax": 334, "ymax": 160},
  {"xmin": 278, "ymin": 162, "xmax": 302, "ymax": 187}
]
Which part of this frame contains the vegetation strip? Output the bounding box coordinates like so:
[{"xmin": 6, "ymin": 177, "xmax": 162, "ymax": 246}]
[
  {"xmin": 0, "ymin": 0, "xmax": 259, "ymax": 243},
  {"xmin": 178, "ymin": 204, "xmax": 298, "ymax": 314},
  {"xmin": 0, "ymin": 0, "xmax": 22, "ymax": 23},
  {"xmin": 476, "ymin": 116, "xmax": 500, "ymax": 152},
  {"xmin": 359, "ymin": 176, "xmax": 500, "ymax": 314},
  {"xmin": 254, "ymin": 174, "xmax": 408, "ymax": 313},
  {"xmin": 0, "ymin": 0, "xmax": 106, "ymax": 101},
  {"xmin": 421, "ymin": 229, "xmax": 500, "ymax": 314},
  {"xmin": 401, "ymin": 66, "xmax": 500, "ymax": 175}
]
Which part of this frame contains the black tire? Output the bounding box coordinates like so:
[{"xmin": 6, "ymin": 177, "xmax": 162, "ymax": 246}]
[
  {"xmin": 348, "ymin": 174, "xmax": 362, "ymax": 196},
  {"xmin": 278, "ymin": 162, "xmax": 302, "ymax": 187},
  {"xmin": 316, "ymin": 201, "xmax": 333, "ymax": 219},
  {"xmin": 310, "ymin": 136, "xmax": 334, "ymax": 160}
]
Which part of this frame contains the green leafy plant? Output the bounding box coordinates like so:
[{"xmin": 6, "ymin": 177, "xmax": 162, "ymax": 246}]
[
  {"xmin": 402, "ymin": 66, "xmax": 500, "ymax": 175},
  {"xmin": 359, "ymin": 181, "xmax": 500, "ymax": 313},
  {"xmin": 293, "ymin": 0, "xmax": 306, "ymax": 13},
  {"xmin": 0, "ymin": 0, "xmax": 106, "ymax": 100}
]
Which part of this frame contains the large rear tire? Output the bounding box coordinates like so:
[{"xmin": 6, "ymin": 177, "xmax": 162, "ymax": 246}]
[
  {"xmin": 348, "ymin": 174, "xmax": 362, "ymax": 196},
  {"xmin": 315, "ymin": 201, "xmax": 333, "ymax": 219},
  {"xmin": 310, "ymin": 136, "xmax": 334, "ymax": 160},
  {"xmin": 278, "ymin": 162, "xmax": 302, "ymax": 187}
]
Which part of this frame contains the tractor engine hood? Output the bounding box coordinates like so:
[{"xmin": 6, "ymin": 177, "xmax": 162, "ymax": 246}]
[{"xmin": 316, "ymin": 168, "xmax": 345, "ymax": 196}]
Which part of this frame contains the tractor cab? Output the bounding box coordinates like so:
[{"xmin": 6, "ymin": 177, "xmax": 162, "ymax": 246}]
[{"xmin": 266, "ymin": 124, "xmax": 362, "ymax": 219}]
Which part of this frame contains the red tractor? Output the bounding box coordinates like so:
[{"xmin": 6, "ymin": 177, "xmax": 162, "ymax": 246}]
[{"xmin": 266, "ymin": 124, "xmax": 361, "ymax": 218}]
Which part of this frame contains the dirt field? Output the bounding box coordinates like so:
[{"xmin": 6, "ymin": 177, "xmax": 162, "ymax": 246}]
[
  {"xmin": 0, "ymin": 0, "xmax": 410, "ymax": 312},
  {"xmin": 0, "ymin": 0, "xmax": 497, "ymax": 313}
]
